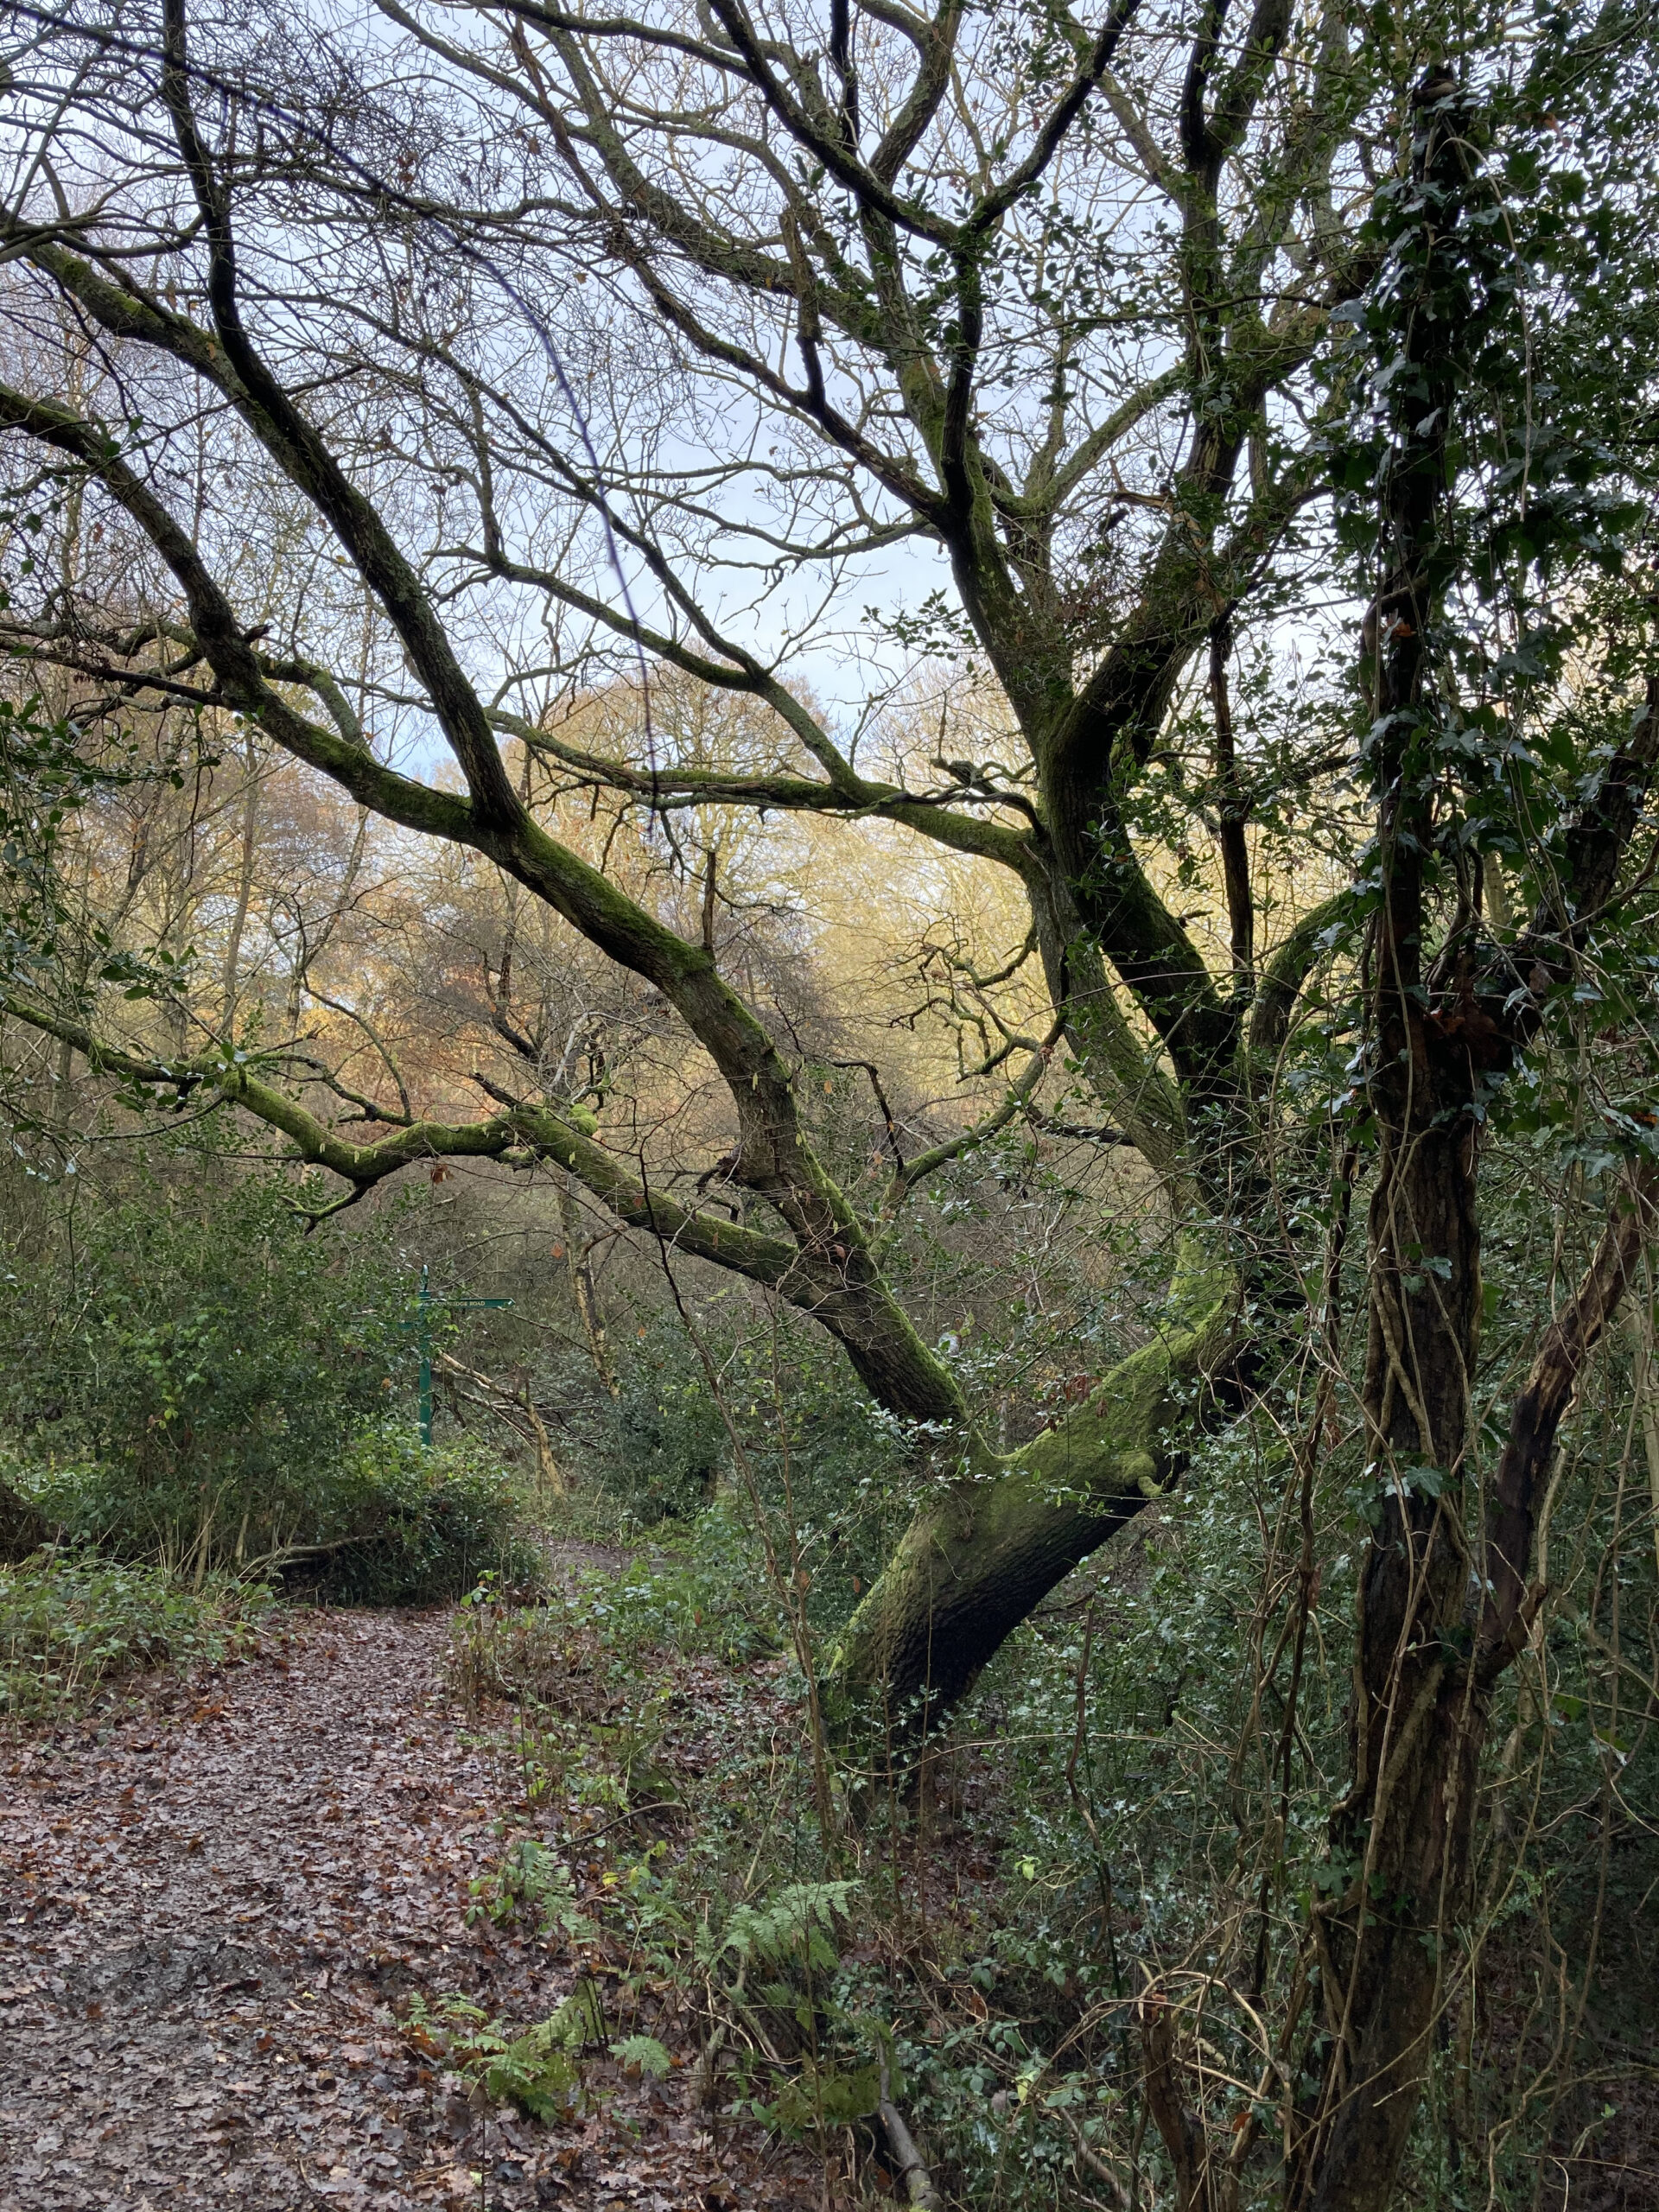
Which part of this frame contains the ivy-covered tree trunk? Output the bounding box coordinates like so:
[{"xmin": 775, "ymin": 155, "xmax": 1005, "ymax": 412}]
[
  {"xmin": 1294, "ymin": 77, "xmax": 1495, "ymax": 2209},
  {"xmin": 1294, "ymin": 66, "xmax": 1659, "ymax": 2190}
]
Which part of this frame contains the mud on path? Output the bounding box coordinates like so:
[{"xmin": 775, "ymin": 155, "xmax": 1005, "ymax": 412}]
[{"xmin": 0, "ymin": 1608, "xmax": 810, "ymax": 2212}]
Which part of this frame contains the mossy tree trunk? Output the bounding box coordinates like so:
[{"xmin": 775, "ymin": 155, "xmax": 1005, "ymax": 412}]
[{"xmin": 829, "ymin": 1242, "xmax": 1236, "ymax": 1713}]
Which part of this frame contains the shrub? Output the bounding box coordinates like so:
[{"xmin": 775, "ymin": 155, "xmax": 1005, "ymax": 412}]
[
  {"xmin": 0, "ymin": 1161, "xmax": 545, "ymax": 1605},
  {"xmin": 22, "ymin": 1427, "xmax": 542, "ymax": 1608},
  {"xmin": 0, "ymin": 1166, "xmax": 413, "ymax": 1570},
  {"xmin": 300, "ymin": 1429, "xmax": 544, "ymax": 1605}
]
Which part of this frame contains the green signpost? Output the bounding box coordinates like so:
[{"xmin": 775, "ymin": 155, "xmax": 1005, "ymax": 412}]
[{"xmin": 412, "ymin": 1265, "xmax": 513, "ymax": 1446}]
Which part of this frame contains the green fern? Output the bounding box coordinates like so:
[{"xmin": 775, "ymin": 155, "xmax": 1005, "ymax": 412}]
[
  {"xmin": 611, "ymin": 2033, "xmax": 673, "ymax": 2080},
  {"xmin": 704, "ymin": 1879, "xmax": 859, "ymax": 1975}
]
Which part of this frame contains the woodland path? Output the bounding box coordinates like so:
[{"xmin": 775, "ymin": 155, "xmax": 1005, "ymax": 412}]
[{"xmin": 0, "ymin": 1605, "xmax": 810, "ymax": 2212}]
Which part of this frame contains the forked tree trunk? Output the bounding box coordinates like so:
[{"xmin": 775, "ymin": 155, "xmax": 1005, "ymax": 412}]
[
  {"xmin": 1289, "ymin": 67, "xmax": 1659, "ymax": 2187},
  {"xmin": 1298, "ymin": 1171, "xmax": 1657, "ymax": 2212}
]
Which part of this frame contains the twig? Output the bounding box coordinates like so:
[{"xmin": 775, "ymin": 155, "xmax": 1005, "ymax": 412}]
[
  {"xmin": 1055, "ymin": 2102, "xmax": 1133, "ymax": 2207},
  {"xmin": 571, "ymin": 1799, "xmax": 683, "ymax": 1841},
  {"xmin": 879, "ymin": 2051, "xmax": 943, "ymax": 2209},
  {"xmin": 435, "ymin": 1350, "xmax": 567, "ymax": 1495}
]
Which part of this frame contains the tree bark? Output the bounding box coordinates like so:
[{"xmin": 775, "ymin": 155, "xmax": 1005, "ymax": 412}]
[
  {"xmin": 829, "ymin": 1238, "xmax": 1233, "ymax": 1713},
  {"xmin": 1294, "ymin": 74, "xmax": 1494, "ymax": 2209}
]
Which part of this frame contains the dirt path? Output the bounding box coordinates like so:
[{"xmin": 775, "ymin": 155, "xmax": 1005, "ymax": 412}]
[{"xmin": 0, "ymin": 1608, "xmax": 805, "ymax": 2212}]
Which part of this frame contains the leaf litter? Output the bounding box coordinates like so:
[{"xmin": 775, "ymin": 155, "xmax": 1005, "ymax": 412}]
[{"xmin": 0, "ymin": 1604, "xmax": 820, "ymax": 2210}]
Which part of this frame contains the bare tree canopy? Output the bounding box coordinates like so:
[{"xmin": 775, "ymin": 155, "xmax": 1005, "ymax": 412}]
[{"xmin": 0, "ymin": 0, "xmax": 1402, "ymax": 1659}]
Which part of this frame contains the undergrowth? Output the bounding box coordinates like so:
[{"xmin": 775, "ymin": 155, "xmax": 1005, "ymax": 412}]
[
  {"xmin": 0, "ymin": 1549, "xmax": 273, "ymax": 1719},
  {"xmin": 429, "ymin": 1403, "xmax": 1659, "ymax": 2211},
  {"xmin": 17, "ymin": 1431, "xmax": 543, "ymax": 1607}
]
